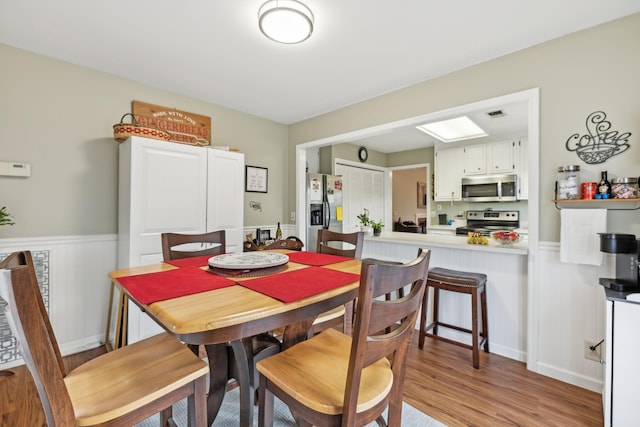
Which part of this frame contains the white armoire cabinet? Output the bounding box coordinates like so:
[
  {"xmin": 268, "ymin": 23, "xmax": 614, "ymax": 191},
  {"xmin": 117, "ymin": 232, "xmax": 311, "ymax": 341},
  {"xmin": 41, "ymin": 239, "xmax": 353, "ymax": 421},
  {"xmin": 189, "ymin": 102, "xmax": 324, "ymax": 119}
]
[{"xmin": 118, "ymin": 136, "xmax": 244, "ymax": 342}]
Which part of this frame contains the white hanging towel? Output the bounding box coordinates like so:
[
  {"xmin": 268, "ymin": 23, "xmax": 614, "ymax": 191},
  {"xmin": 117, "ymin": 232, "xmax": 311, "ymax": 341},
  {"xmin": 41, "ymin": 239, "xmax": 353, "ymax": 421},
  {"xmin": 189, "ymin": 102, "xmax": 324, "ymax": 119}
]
[{"xmin": 560, "ymin": 209, "xmax": 606, "ymax": 265}]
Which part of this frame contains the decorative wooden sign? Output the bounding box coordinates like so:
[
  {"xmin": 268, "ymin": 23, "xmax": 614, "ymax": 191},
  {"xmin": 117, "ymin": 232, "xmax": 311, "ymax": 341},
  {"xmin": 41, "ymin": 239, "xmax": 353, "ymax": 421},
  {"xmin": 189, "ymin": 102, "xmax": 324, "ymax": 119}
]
[{"xmin": 132, "ymin": 100, "xmax": 211, "ymax": 146}]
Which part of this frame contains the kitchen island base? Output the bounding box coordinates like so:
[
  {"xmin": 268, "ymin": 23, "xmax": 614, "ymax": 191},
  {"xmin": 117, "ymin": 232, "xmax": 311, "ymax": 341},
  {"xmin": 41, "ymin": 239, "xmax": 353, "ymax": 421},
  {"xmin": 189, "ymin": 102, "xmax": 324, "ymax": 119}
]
[{"xmin": 362, "ymin": 232, "xmax": 527, "ymax": 362}]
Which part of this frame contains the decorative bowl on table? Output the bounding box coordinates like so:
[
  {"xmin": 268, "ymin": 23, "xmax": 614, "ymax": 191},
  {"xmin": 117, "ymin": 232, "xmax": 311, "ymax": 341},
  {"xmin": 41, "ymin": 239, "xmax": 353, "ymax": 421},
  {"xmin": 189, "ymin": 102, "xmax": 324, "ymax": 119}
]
[{"xmin": 491, "ymin": 230, "xmax": 521, "ymax": 246}]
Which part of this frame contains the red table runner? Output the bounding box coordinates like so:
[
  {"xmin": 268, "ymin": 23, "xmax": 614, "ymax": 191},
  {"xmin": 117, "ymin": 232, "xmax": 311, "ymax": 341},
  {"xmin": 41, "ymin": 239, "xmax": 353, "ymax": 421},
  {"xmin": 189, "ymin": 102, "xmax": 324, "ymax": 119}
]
[
  {"xmin": 238, "ymin": 266, "xmax": 360, "ymax": 303},
  {"xmin": 285, "ymin": 251, "xmax": 353, "ymax": 266},
  {"xmin": 164, "ymin": 255, "xmax": 212, "ymax": 268},
  {"xmin": 118, "ymin": 267, "xmax": 235, "ymax": 304}
]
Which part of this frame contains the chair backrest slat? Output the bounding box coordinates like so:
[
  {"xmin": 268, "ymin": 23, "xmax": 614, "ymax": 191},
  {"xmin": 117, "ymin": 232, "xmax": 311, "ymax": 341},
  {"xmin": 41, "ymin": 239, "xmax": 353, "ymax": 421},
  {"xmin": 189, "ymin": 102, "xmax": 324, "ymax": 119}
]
[
  {"xmin": 316, "ymin": 230, "xmax": 364, "ymax": 259},
  {"xmin": 0, "ymin": 251, "xmax": 76, "ymax": 425},
  {"xmin": 161, "ymin": 230, "xmax": 226, "ymax": 260}
]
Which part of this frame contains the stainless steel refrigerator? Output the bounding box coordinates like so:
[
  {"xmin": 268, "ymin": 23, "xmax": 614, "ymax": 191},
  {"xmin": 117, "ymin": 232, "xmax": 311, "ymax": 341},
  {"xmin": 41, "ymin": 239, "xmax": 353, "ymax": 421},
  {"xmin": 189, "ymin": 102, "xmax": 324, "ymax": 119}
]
[{"xmin": 306, "ymin": 173, "xmax": 343, "ymax": 252}]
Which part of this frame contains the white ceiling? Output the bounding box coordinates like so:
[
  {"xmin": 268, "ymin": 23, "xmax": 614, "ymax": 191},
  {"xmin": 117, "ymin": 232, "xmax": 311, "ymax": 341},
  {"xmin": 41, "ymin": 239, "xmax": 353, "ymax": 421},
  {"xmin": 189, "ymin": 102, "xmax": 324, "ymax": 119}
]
[
  {"xmin": 1, "ymin": 1, "xmax": 639, "ymax": 151},
  {"xmin": 341, "ymin": 100, "xmax": 531, "ymax": 153}
]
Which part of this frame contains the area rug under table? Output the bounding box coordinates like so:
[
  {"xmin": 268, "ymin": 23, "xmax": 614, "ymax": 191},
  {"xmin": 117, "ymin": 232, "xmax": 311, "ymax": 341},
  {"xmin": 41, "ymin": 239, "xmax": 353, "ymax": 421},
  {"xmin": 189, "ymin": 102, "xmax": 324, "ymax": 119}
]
[{"xmin": 134, "ymin": 386, "xmax": 446, "ymax": 426}]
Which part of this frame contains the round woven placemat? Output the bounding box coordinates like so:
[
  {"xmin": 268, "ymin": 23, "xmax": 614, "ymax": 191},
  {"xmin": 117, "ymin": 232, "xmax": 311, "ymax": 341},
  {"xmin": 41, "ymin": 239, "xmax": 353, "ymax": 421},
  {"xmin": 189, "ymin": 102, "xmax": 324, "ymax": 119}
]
[{"xmin": 207, "ymin": 264, "xmax": 288, "ymax": 278}]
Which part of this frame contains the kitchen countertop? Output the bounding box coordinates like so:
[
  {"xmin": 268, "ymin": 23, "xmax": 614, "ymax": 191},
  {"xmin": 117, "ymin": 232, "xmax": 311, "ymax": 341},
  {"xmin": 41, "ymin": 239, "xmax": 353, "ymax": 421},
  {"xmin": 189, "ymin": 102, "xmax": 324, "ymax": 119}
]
[
  {"xmin": 602, "ymin": 287, "xmax": 640, "ymax": 304},
  {"xmin": 365, "ymin": 231, "xmax": 528, "ymax": 255}
]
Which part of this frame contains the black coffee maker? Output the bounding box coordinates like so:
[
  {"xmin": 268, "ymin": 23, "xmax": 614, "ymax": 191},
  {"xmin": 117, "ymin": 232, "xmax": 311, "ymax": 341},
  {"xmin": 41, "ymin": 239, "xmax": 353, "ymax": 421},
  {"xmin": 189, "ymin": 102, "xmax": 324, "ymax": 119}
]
[{"xmin": 598, "ymin": 233, "xmax": 640, "ymax": 292}]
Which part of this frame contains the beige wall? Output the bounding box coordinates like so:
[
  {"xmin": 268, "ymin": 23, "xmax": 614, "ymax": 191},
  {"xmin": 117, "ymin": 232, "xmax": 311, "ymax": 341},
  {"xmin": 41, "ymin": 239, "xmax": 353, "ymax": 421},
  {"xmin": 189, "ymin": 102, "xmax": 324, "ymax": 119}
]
[
  {"xmin": 289, "ymin": 13, "xmax": 640, "ymax": 241},
  {"xmin": 0, "ymin": 44, "xmax": 289, "ymax": 238},
  {"xmin": 321, "ymin": 143, "xmax": 387, "ymax": 173},
  {"xmin": 2, "ymin": 13, "xmax": 639, "ymax": 242},
  {"xmin": 387, "ymin": 147, "xmax": 433, "ymax": 168}
]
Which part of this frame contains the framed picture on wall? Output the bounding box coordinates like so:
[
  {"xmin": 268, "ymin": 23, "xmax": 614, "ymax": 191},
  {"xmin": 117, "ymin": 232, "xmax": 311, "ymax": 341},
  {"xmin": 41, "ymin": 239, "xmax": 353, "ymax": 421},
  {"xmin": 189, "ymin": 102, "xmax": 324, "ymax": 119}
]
[{"xmin": 245, "ymin": 166, "xmax": 268, "ymax": 193}]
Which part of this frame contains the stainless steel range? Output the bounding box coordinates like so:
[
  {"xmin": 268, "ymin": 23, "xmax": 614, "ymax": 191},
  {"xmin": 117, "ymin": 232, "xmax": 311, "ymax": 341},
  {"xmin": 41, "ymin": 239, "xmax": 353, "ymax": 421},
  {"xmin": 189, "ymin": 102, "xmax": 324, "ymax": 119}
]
[{"xmin": 455, "ymin": 210, "xmax": 520, "ymax": 236}]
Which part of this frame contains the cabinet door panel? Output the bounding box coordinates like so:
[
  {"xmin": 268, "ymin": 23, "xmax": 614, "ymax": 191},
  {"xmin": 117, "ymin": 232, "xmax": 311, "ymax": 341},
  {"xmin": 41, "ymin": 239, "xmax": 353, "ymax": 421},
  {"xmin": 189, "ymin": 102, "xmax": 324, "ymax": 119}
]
[
  {"xmin": 207, "ymin": 150, "xmax": 245, "ymax": 254},
  {"xmin": 463, "ymin": 144, "xmax": 486, "ymax": 175},
  {"xmin": 119, "ymin": 137, "xmax": 208, "ymax": 343},
  {"xmin": 435, "ymin": 147, "xmax": 463, "ymax": 201},
  {"xmin": 489, "ymin": 141, "xmax": 515, "ymax": 174},
  {"xmin": 121, "ymin": 137, "xmax": 207, "ymax": 267}
]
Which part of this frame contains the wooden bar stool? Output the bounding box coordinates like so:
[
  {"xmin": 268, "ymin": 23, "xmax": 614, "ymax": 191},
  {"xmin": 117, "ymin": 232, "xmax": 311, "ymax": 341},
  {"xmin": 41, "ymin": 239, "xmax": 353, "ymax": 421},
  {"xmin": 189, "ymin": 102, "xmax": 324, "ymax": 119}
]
[{"xmin": 418, "ymin": 267, "xmax": 489, "ymax": 368}]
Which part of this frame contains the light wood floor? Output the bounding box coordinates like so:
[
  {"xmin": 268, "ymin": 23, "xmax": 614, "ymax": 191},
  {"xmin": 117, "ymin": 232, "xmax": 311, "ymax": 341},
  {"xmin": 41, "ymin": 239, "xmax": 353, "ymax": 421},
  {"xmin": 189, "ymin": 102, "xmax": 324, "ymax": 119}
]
[{"xmin": 0, "ymin": 334, "xmax": 603, "ymax": 426}]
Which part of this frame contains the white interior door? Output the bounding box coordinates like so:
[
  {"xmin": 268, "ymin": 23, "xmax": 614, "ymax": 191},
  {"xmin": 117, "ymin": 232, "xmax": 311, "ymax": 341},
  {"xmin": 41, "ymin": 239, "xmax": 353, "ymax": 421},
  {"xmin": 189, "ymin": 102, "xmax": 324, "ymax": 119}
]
[{"xmin": 335, "ymin": 162, "xmax": 385, "ymax": 233}]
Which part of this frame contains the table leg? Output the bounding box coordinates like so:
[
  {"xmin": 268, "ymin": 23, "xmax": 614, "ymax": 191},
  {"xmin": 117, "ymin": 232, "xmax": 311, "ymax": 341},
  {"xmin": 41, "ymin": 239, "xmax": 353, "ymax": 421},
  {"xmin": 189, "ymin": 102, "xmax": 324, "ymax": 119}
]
[
  {"xmin": 203, "ymin": 343, "xmax": 228, "ymax": 426},
  {"xmin": 203, "ymin": 341, "xmax": 254, "ymax": 427},
  {"xmin": 281, "ymin": 318, "xmax": 315, "ymax": 350},
  {"xmin": 229, "ymin": 340, "xmax": 253, "ymax": 427}
]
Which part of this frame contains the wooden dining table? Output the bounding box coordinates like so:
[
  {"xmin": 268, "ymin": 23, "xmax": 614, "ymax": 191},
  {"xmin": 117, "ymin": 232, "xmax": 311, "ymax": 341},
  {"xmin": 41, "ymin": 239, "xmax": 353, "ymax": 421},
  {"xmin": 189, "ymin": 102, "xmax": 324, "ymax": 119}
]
[{"xmin": 108, "ymin": 250, "xmax": 361, "ymax": 427}]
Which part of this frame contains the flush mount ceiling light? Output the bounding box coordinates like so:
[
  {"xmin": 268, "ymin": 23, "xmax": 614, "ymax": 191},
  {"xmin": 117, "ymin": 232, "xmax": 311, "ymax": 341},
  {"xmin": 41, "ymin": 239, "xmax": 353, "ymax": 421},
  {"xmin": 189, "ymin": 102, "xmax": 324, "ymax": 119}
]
[
  {"xmin": 258, "ymin": 0, "xmax": 314, "ymax": 44},
  {"xmin": 416, "ymin": 116, "xmax": 488, "ymax": 143}
]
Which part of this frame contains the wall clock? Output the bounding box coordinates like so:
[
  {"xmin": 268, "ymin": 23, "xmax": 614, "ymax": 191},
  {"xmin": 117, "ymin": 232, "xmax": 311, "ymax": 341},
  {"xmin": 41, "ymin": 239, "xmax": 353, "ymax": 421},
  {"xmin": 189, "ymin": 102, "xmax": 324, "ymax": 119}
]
[{"xmin": 358, "ymin": 146, "xmax": 368, "ymax": 162}]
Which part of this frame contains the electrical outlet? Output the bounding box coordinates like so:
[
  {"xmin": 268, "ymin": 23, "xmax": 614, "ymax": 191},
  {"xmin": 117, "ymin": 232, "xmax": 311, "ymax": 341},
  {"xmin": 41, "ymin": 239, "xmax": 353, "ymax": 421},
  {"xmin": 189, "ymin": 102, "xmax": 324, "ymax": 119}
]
[
  {"xmin": 584, "ymin": 340, "xmax": 602, "ymax": 362},
  {"xmin": 437, "ymin": 204, "xmax": 442, "ymax": 211},
  {"xmin": 290, "ymin": 211, "xmax": 295, "ymax": 221}
]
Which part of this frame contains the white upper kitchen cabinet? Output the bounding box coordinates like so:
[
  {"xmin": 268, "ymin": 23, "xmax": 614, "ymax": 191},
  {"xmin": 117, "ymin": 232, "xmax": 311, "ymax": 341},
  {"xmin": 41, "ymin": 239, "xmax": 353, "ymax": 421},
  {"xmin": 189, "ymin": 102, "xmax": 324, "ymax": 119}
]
[
  {"xmin": 434, "ymin": 146, "xmax": 463, "ymax": 202},
  {"xmin": 463, "ymin": 141, "xmax": 515, "ymax": 176},
  {"xmin": 463, "ymin": 144, "xmax": 487, "ymax": 175},
  {"xmin": 118, "ymin": 136, "xmax": 244, "ymax": 343},
  {"xmin": 488, "ymin": 140, "xmax": 516, "ymax": 174}
]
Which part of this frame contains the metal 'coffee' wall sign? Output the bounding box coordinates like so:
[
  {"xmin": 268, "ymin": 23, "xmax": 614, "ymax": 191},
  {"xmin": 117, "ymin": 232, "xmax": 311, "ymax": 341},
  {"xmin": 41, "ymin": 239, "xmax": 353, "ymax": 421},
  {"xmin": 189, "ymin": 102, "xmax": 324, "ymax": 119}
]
[{"xmin": 565, "ymin": 111, "xmax": 631, "ymax": 164}]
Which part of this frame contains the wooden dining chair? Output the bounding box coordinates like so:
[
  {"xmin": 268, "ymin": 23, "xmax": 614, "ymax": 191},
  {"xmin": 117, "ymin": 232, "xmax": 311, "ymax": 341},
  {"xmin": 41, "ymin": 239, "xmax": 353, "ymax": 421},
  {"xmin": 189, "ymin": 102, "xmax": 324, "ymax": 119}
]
[
  {"xmin": 311, "ymin": 230, "xmax": 365, "ymax": 336},
  {"xmin": 161, "ymin": 231, "xmax": 281, "ymax": 409},
  {"xmin": 256, "ymin": 248, "xmax": 431, "ymax": 427},
  {"xmin": 0, "ymin": 251, "xmax": 209, "ymax": 427},
  {"xmin": 162, "ymin": 230, "xmax": 226, "ymax": 260},
  {"xmin": 104, "ymin": 230, "xmax": 227, "ymax": 352}
]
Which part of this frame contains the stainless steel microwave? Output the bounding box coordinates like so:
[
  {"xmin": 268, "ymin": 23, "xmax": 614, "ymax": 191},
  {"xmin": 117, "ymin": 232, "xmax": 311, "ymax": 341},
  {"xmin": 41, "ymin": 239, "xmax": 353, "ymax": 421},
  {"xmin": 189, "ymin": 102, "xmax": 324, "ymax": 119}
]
[{"xmin": 461, "ymin": 174, "xmax": 518, "ymax": 202}]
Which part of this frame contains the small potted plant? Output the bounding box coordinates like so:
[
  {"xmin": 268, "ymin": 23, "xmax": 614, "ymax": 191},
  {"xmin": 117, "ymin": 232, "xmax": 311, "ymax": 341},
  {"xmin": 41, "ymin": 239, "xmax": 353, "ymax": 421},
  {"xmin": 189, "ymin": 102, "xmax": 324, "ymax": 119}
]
[
  {"xmin": 356, "ymin": 209, "xmax": 370, "ymax": 232},
  {"xmin": 0, "ymin": 207, "xmax": 15, "ymax": 227},
  {"xmin": 370, "ymin": 219, "xmax": 384, "ymax": 236}
]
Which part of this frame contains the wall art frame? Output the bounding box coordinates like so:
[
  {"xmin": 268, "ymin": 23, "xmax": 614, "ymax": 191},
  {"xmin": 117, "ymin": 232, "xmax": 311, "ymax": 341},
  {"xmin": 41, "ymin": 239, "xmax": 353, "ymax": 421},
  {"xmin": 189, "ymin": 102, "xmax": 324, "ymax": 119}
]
[{"xmin": 245, "ymin": 165, "xmax": 268, "ymax": 193}]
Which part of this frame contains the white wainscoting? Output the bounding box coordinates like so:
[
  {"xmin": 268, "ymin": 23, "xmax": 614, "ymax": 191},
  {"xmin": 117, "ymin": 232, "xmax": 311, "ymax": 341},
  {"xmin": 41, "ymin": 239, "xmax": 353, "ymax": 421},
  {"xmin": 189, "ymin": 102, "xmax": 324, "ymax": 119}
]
[
  {"xmin": 534, "ymin": 241, "xmax": 609, "ymax": 393},
  {"xmin": 0, "ymin": 225, "xmax": 294, "ymax": 369},
  {"xmin": 0, "ymin": 234, "xmax": 118, "ymax": 369}
]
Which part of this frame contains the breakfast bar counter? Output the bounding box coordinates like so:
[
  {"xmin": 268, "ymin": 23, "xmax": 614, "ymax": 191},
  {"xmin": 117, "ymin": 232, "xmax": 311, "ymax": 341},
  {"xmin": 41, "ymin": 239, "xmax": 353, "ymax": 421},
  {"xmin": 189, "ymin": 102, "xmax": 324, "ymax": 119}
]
[
  {"xmin": 365, "ymin": 231, "xmax": 528, "ymax": 255},
  {"xmin": 362, "ymin": 231, "xmax": 528, "ymax": 362}
]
